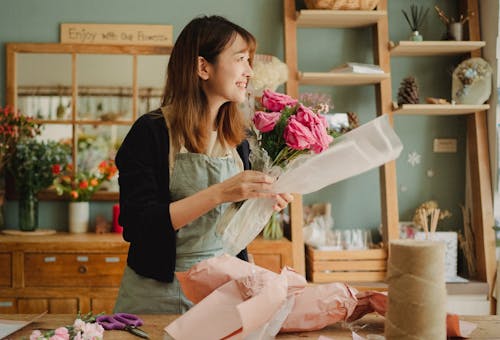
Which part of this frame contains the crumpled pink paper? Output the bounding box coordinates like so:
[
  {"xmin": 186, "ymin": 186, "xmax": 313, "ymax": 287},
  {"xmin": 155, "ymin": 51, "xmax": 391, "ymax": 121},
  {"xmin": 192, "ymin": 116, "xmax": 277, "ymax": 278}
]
[
  {"xmin": 166, "ymin": 255, "xmax": 375, "ymax": 339},
  {"xmin": 165, "ymin": 255, "xmax": 477, "ymax": 339}
]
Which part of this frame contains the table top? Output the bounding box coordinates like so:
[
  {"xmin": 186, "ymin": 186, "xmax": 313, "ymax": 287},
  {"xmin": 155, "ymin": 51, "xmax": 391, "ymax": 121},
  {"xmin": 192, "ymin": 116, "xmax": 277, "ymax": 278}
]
[{"xmin": 2, "ymin": 313, "xmax": 500, "ymax": 339}]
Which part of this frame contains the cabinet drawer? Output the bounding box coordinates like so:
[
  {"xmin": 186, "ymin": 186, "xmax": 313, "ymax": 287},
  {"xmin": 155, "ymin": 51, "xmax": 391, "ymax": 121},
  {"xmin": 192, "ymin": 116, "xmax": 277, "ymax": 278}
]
[
  {"xmin": 0, "ymin": 298, "xmax": 17, "ymax": 313},
  {"xmin": 0, "ymin": 253, "xmax": 11, "ymax": 287},
  {"xmin": 252, "ymin": 254, "xmax": 282, "ymax": 273},
  {"xmin": 25, "ymin": 253, "xmax": 127, "ymax": 287}
]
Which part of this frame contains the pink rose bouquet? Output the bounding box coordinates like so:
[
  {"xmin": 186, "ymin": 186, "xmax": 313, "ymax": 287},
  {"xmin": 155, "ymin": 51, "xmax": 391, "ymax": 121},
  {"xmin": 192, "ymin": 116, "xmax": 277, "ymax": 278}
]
[
  {"xmin": 29, "ymin": 312, "xmax": 104, "ymax": 340},
  {"xmin": 252, "ymin": 89, "xmax": 333, "ymax": 169}
]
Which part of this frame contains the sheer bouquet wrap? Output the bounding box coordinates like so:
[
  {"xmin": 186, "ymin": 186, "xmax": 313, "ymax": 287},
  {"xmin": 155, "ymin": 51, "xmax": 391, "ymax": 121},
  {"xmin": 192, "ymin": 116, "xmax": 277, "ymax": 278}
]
[{"xmin": 218, "ymin": 90, "xmax": 403, "ymax": 256}]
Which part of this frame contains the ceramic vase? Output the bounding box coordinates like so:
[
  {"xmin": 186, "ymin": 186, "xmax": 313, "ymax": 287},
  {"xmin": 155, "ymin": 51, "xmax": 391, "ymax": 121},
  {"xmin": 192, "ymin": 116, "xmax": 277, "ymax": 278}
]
[
  {"xmin": 69, "ymin": 201, "xmax": 89, "ymax": 233},
  {"xmin": 415, "ymin": 231, "xmax": 458, "ymax": 281},
  {"xmin": 18, "ymin": 188, "xmax": 38, "ymax": 231}
]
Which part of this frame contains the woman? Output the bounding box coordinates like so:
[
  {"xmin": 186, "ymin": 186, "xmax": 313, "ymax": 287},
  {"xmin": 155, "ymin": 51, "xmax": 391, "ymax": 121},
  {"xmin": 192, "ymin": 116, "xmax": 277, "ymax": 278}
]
[{"xmin": 114, "ymin": 15, "xmax": 293, "ymax": 314}]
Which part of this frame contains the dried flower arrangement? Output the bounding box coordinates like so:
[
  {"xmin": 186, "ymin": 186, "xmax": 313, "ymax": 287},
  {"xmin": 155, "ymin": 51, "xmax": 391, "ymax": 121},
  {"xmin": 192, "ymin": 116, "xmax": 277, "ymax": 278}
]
[
  {"xmin": 458, "ymin": 204, "xmax": 476, "ymax": 276},
  {"xmin": 412, "ymin": 200, "xmax": 452, "ymax": 233},
  {"xmin": 434, "ymin": 5, "xmax": 473, "ymax": 25},
  {"xmin": 453, "ymin": 57, "xmax": 492, "ymax": 99},
  {"xmin": 454, "ymin": 58, "xmax": 491, "ymax": 86},
  {"xmin": 249, "ymin": 55, "xmax": 288, "ymax": 97}
]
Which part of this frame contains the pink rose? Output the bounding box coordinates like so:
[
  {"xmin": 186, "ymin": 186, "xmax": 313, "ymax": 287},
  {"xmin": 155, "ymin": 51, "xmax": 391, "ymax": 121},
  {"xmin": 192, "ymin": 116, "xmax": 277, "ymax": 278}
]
[
  {"xmin": 310, "ymin": 123, "xmax": 333, "ymax": 153},
  {"xmin": 30, "ymin": 330, "xmax": 43, "ymax": 340},
  {"xmin": 261, "ymin": 89, "xmax": 298, "ymax": 112},
  {"xmin": 283, "ymin": 117, "xmax": 315, "ymax": 150},
  {"xmin": 295, "ymin": 104, "xmax": 317, "ymax": 127},
  {"xmin": 253, "ymin": 111, "xmax": 281, "ymax": 132}
]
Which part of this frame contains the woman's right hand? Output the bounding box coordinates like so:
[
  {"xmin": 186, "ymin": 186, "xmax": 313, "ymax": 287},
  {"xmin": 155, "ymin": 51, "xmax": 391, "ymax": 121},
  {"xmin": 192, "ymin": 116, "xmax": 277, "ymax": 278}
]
[{"xmin": 213, "ymin": 170, "xmax": 275, "ymax": 204}]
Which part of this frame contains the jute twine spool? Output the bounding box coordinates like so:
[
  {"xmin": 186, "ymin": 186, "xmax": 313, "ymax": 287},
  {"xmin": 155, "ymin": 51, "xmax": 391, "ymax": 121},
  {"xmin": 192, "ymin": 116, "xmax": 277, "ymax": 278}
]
[{"xmin": 385, "ymin": 240, "xmax": 447, "ymax": 339}]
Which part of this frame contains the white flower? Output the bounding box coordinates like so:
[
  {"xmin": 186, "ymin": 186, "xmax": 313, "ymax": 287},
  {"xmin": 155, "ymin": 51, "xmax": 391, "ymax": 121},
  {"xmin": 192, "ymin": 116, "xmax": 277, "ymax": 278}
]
[{"xmin": 250, "ymin": 55, "xmax": 288, "ymax": 97}]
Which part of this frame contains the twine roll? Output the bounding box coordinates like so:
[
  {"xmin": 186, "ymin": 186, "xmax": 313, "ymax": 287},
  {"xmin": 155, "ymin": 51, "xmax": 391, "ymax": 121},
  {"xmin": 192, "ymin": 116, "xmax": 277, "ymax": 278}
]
[{"xmin": 385, "ymin": 240, "xmax": 446, "ymax": 339}]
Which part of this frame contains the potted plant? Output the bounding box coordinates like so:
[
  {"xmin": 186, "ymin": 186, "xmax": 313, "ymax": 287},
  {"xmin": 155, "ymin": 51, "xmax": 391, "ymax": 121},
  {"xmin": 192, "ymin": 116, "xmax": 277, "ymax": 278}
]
[
  {"xmin": 9, "ymin": 139, "xmax": 70, "ymax": 231},
  {"xmin": 53, "ymin": 159, "xmax": 117, "ymax": 233},
  {"xmin": 0, "ymin": 107, "xmax": 40, "ymax": 228}
]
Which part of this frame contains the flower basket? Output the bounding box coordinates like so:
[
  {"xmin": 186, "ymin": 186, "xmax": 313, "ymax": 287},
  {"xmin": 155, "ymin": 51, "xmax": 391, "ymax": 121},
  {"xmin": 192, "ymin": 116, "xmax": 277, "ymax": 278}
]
[{"xmin": 304, "ymin": 0, "xmax": 379, "ymax": 10}]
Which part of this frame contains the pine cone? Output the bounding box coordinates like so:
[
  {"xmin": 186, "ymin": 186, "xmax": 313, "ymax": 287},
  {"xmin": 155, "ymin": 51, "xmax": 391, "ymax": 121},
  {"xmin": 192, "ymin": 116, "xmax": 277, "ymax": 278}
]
[
  {"xmin": 347, "ymin": 111, "xmax": 359, "ymax": 129},
  {"xmin": 339, "ymin": 112, "xmax": 359, "ymax": 133},
  {"xmin": 397, "ymin": 76, "xmax": 419, "ymax": 105}
]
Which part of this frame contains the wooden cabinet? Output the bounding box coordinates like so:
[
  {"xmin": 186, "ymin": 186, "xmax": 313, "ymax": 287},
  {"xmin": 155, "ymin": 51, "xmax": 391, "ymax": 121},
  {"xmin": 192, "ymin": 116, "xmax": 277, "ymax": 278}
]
[
  {"xmin": 0, "ymin": 233, "xmax": 289, "ymax": 314},
  {"xmin": 0, "ymin": 233, "xmax": 128, "ymax": 314}
]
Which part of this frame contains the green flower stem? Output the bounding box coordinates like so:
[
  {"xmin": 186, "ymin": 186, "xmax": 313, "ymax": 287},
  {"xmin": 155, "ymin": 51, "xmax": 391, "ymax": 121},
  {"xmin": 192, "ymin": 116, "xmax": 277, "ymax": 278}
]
[{"xmin": 271, "ymin": 147, "xmax": 305, "ymax": 168}]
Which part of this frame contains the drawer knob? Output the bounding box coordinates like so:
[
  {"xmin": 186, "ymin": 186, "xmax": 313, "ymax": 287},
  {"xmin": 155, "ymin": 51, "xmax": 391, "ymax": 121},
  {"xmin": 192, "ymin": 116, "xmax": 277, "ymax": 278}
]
[
  {"xmin": 0, "ymin": 301, "xmax": 13, "ymax": 307},
  {"xmin": 44, "ymin": 256, "xmax": 56, "ymax": 263},
  {"xmin": 78, "ymin": 265, "xmax": 87, "ymax": 274}
]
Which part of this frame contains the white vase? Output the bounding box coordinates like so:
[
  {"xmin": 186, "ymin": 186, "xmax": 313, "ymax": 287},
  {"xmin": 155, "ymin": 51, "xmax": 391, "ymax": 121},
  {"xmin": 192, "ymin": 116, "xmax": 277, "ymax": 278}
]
[{"xmin": 69, "ymin": 201, "xmax": 90, "ymax": 233}]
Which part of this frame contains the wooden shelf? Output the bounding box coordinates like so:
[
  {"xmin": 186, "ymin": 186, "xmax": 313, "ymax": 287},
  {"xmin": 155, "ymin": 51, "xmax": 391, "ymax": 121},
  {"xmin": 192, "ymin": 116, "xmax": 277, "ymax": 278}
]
[
  {"xmin": 390, "ymin": 41, "xmax": 485, "ymax": 56},
  {"xmin": 299, "ymin": 72, "xmax": 389, "ymax": 86},
  {"xmin": 393, "ymin": 104, "xmax": 490, "ymax": 115},
  {"xmin": 296, "ymin": 10, "xmax": 386, "ymax": 28},
  {"xmin": 34, "ymin": 119, "xmax": 133, "ymax": 125},
  {"xmin": 36, "ymin": 189, "xmax": 118, "ymax": 202}
]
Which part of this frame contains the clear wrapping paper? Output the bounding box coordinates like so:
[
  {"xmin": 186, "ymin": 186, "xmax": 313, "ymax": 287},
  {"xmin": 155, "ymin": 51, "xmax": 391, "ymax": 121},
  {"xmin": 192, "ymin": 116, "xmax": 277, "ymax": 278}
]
[{"xmin": 222, "ymin": 114, "xmax": 403, "ymax": 255}]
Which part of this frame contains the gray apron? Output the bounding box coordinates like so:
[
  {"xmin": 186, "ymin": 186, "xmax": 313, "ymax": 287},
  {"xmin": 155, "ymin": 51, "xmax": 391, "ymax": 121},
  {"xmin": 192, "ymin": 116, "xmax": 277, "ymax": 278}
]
[{"xmin": 114, "ymin": 151, "xmax": 239, "ymax": 314}]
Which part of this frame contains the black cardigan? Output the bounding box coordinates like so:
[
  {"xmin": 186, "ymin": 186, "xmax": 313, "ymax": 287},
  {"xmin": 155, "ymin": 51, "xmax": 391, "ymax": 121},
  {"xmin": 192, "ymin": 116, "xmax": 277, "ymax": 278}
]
[{"xmin": 116, "ymin": 109, "xmax": 249, "ymax": 282}]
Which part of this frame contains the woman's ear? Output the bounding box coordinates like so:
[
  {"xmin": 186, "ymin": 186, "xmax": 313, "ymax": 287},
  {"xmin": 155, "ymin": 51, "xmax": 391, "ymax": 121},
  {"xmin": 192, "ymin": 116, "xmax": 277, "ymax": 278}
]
[{"xmin": 197, "ymin": 56, "xmax": 210, "ymax": 80}]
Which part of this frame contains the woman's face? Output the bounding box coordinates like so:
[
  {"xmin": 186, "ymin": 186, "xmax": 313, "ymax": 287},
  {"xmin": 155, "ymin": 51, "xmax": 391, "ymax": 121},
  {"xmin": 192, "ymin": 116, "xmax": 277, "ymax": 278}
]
[{"xmin": 202, "ymin": 34, "xmax": 253, "ymax": 107}]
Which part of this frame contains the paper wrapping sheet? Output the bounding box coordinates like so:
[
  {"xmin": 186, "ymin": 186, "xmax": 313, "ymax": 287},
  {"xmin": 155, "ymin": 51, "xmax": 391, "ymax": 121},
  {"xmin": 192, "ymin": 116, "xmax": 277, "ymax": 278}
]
[{"xmin": 222, "ymin": 115, "xmax": 403, "ymax": 255}]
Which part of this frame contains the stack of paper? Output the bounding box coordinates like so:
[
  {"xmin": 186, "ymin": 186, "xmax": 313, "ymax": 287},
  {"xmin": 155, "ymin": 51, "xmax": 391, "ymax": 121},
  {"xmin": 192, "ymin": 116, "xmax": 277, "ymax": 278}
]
[{"xmin": 330, "ymin": 62, "xmax": 383, "ymax": 74}]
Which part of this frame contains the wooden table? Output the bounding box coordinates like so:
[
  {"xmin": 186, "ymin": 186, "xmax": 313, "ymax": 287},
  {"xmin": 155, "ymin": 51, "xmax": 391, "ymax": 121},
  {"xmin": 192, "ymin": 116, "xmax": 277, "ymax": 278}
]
[{"xmin": 2, "ymin": 314, "xmax": 500, "ymax": 339}]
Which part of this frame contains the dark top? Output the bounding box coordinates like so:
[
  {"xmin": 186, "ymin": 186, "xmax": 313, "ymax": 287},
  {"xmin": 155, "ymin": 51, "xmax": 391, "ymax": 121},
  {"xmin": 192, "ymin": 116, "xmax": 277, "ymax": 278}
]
[{"xmin": 116, "ymin": 109, "xmax": 250, "ymax": 282}]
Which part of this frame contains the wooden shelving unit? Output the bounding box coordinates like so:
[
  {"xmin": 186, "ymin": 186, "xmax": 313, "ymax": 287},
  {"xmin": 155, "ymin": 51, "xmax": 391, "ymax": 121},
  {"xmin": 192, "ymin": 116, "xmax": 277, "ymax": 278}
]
[
  {"xmin": 390, "ymin": 41, "xmax": 486, "ymax": 56},
  {"xmin": 296, "ymin": 10, "xmax": 386, "ymax": 28},
  {"xmin": 299, "ymin": 72, "xmax": 390, "ymax": 86},
  {"xmin": 390, "ymin": 0, "xmax": 496, "ymax": 313},
  {"xmin": 284, "ymin": 0, "xmax": 397, "ymax": 279},
  {"xmin": 393, "ymin": 104, "xmax": 490, "ymax": 115}
]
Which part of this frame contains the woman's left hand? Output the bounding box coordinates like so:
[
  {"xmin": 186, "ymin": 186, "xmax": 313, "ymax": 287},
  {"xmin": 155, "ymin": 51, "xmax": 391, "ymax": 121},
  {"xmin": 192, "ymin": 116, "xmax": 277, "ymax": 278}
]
[{"xmin": 272, "ymin": 193, "xmax": 294, "ymax": 212}]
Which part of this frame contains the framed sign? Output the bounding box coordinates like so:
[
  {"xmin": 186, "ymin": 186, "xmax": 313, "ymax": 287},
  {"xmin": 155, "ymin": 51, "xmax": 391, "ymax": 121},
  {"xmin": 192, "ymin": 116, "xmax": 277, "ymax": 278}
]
[{"xmin": 61, "ymin": 23, "xmax": 173, "ymax": 46}]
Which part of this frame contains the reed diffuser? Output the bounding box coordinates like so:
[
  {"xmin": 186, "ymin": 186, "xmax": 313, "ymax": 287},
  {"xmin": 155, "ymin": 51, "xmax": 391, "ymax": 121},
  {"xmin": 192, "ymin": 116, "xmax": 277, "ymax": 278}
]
[{"xmin": 402, "ymin": 4, "xmax": 429, "ymax": 41}]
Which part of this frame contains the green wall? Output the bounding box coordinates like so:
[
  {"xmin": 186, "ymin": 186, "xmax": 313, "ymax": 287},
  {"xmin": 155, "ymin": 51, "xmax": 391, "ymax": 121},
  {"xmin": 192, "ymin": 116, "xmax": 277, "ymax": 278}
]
[{"xmin": 1, "ymin": 0, "xmax": 466, "ymax": 234}]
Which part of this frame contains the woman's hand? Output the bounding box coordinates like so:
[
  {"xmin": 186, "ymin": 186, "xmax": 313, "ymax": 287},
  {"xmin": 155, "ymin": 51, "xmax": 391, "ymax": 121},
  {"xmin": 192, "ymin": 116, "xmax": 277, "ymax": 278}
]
[
  {"xmin": 213, "ymin": 170, "xmax": 276, "ymax": 203},
  {"xmin": 272, "ymin": 193, "xmax": 294, "ymax": 212}
]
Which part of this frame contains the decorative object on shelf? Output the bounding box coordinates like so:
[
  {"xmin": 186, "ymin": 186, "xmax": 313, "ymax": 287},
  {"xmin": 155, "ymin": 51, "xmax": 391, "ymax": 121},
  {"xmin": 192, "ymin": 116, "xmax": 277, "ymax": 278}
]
[
  {"xmin": 407, "ymin": 151, "xmax": 421, "ymax": 167},
  {"xmin": 458, "ymin": 204, "xmax": 476, "ymax": 277},
  {"xmin": 262, "ymin": 211, "xmax": 283, "ymax": 240},
  {"xmin": 411, "ymin": 200, "xmax": 451, "ymax": 233},
  {"xmin": 9, "ymin": 139, "xmax": 69, "ymax": 231},
  {"xmin": 434, "ymin": 5, "xmax": 473, "ymax": 41},
  {"xmin": 29, "ymin": 311, "xmax": 104, "ymax": 340},
  {"xmin": 249, "ymin": 54, "xmax": 288, "ymax": 97},
  {"xmin": 452, "ymin": 57, "xmax": 492, "ymax": 105},
  {"xmin": 425, "ymin": 97, "xmax": 450, "ymax": 105},
  {"xmin": 304, "ymin": 0, "xmax": 379, "ymax": 10},
  {"xmin": 330, "ymin": 62, "xmax": 383, "ymax": 74},
  {"xmin": 299, "ymin": 92, "xmax": 332, "ymax": 115},
  {"xmin": 397, "ymin": 76, "xmax": 419, "ymax": 105},
  {"xmin": 95, "ymin": 215, "xmax": 111, "ymax": 234},
  {"xmin": 401, "ymin": 4, "xmax": 429, "ymax": 41},
  {"xmin": 69, "ymin": 201, "xmax": 90, "ymax": 233},
  {"xmin": 53, "ymin": 160, "xmax": 117, "ymax": 233}
]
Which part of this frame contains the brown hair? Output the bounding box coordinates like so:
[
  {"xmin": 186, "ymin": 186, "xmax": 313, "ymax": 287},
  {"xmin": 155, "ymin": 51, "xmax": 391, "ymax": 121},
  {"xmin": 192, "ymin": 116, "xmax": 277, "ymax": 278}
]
[{"xmin": 161, "ymin": 15, "xmax": 256, "ymax": 153}]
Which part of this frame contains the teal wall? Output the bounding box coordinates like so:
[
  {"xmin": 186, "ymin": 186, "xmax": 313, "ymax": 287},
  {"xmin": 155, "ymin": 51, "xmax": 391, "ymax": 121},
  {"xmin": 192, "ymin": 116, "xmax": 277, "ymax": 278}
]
[{"xmin": 1, "ymin": 0, "xmax": 465, "ymax": 234}]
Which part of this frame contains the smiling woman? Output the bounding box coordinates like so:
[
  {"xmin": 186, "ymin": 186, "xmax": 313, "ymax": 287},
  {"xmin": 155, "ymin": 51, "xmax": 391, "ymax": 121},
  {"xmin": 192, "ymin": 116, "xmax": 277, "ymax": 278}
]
[{"xmin": 113, "ymin": 15, "xmax": 294, "ymax": 315}]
